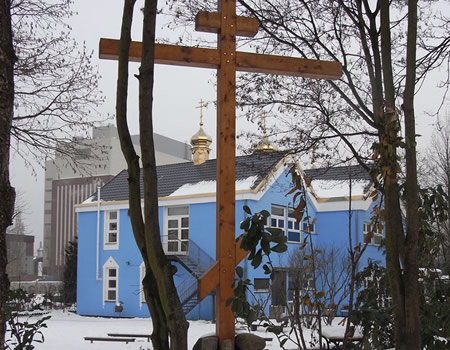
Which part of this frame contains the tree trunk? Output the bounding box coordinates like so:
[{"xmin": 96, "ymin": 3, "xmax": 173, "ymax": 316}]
[
  {"xmin": 115, "ymin": 1, "xmax": 188, "ymax": 349},
  {"xmin": 0, "ymin": 0, "xmax": 16, "ymax": 347},
  {"xmin": 400, "ymin": 1, "xmax": 421, "ymax": 349},
  {"xmin": 379, "ymin": 1, "xmax": 421, "ymax": 349},
  {"xmin": 139, "ymin": 1, "xmax": 189, "ymax": 348},
  {"xmin": 115, "ymin": 1, "xmax": 170, "ymax": 349}
]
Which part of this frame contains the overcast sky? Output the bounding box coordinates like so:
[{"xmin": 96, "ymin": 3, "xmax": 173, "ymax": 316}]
[
  {"xmin": 9, "ymin": 0, "xmax": 447, "ymax": 247},
  {"xmin": 10, "ymin": 0, "xmax": 221, "ymax": 245}
]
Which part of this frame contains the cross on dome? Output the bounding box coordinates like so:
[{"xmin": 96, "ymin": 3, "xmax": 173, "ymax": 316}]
[{"xmin": 196, "ymin": 99, "xmax": 208, "ymax": 127}]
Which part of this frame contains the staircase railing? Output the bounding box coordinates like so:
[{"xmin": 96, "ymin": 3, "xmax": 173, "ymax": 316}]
[
  {"xmin": 187, "ymin": 238, "xmax": 215, "ymax": 273},
  {"xmin": 163, "ymin": 237, "xmax": 215, "ymax": 314},
  {"xmin": 178, "ymin": 279, "xmax": 198, "ymax": 306},
  {"xmin": 162, "ymin": 235, "xmax": 215, "ymax": 273}
]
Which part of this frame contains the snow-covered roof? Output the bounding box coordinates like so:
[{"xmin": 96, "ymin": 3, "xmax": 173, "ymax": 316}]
[
  {"xmin": 170, "ymin": 176, "xmax": 259, "ymax": 197},
  {"xmin": 310, "ymin": 179, "xmax": 369, "ymax": 198},
  {"xmin": 87, "ymin": 152, "xmax": 287, "ymax": 202},
  {"xmin": 83, "ymin": 154, "xmax": 373, "ymax": 204},
  {"xmin": 304, "ymin": 164, "xmax": 372, "ymax": 199}
]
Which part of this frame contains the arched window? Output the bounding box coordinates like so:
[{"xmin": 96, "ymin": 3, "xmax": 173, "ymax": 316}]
[{"xmin": 103, "ymin": 257, "xmax": 119, "ymax": 304}]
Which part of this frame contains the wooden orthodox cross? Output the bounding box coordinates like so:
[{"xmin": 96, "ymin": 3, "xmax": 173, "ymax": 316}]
[{"xmin": 100, "ymin": 0, "xmax": 342, "ymax": 343}]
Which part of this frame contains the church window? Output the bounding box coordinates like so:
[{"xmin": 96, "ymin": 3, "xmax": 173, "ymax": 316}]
[
  {"xmin": 302, "ymin": 220, "xmax": 316, "ymax": 235},
  {"xmin": 104, "ymin": 210, "xmax": 119, "ymax": 249},
  {"xmin": 103, "ymin": 257, "xmax": 119, "ymax": 303},
  {"xmin": 363, "ymin": 222, "xmax": 384, "ymax": 245},
  {"xmin": 165, "ymin": 206, "xmax": 189, "ymax": 254},
  {"xmin": 287, "ymin": 208, "xmax": 301, "ymax": 242},
  {"xmin": 270, "ymin": 205, "xmax": 285, "ymax": 235},
  {"xmin": 254, "ymin": 278, "xmax": 270, "ymax": 293}
]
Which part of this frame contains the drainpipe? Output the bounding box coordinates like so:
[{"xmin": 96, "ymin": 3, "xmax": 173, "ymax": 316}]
[
  {"xmin": 355, "ymin": 210, "xmax": 360, "ymax": 272},
  {"xmin": 96, "ymin": 186, "xmax": 101, "ymax": 281},
  {"xmin": 243, "ymin": 200, "xmax": 249, "ymax": 280}
]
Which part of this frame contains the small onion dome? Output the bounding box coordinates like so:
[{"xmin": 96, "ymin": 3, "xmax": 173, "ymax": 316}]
[
  {"xmin": 254, "ymin": 136, "xmax": 277, "ymax": 153},
  {"xmin": 191, "ymin": 127, "xmax": 212, "ymax": 145},
  {"xmin": 191, "ymin": 126, "xmax": 212, "ymax": 165}
]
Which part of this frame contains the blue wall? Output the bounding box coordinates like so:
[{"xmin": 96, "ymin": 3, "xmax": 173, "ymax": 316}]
[{"xmin": 77, "ymin": 168, "xmax": 385, "ymax": 320}]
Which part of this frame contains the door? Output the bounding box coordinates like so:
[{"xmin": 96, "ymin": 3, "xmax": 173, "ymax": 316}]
[{"xmin": 166, "ymin": 206, "xmax": 189, "ymax": 254}]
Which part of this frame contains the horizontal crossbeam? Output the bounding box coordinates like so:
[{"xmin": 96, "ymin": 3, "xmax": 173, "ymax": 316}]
[
  {"xmin": 99, "ymin": 39, "xmax": 220, "ymax": 68},
  {"xmin": 195, "ymin": 11, "xmax": 259, "ymax": 37},
  {"xmin": 100, "ymin": 39, "xmax": 342, "ymax": 80}
]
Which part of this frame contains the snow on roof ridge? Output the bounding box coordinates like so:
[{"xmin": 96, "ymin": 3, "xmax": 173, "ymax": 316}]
[{"xmin": 169, "ymin": 175, "xmax": 259, "ymax": 197}]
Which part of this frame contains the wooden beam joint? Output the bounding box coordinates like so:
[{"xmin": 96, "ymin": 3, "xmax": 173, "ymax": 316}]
[{"xmin": 195, "ymin": 11, "xmax": 259, "ymax": 37}]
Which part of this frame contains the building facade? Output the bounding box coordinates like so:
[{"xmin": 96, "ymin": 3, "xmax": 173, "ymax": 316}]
[
  {"xmin": 6, "ymin": 233, "xmax": 35, "ymax": 281},
  {"xmin": 43, "ymin": 125, "xmax": 192, "ymax": 279},
  {"xmin": 75, "ymin": 151, "xmax": 385, "ymax": 320}
]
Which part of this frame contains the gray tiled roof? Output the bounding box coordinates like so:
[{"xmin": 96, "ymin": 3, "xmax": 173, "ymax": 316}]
[
  {"xmin": 93, "ymin": 154, "xmax": 373, "ymax": 202},
  {"xmin": 95, "ymin": 151, "xmax": 288, "ymax": 202},
  {"xmin": 304, "ymin": 164, "xmax": 373, "ymax": 194},
  {"xmin": 304, "ymin": 164, "xmax": 372, "ymax": 181}
]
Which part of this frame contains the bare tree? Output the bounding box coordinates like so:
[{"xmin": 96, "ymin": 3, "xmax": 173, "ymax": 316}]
[
  {"xmin": 288, "ymin": 244, "xmax": 351, "ymax": 326},
  {"xmin": 115, "ymin": 1, "xmax": 189, "ymax": 349},
  {"xmin": 422, "ymin": 115, "xmax": 450, "ymax": 271},
  {"xmin": 10, "ymin": 0, "xmax": 105, "ymax": 168},
  {"xmin": 0, "ymin": 0, "xmax": 16, "ymax": 347},
  {"xmin": 315, "ymin": 246, "xmax": 351, "ymax": 325}
]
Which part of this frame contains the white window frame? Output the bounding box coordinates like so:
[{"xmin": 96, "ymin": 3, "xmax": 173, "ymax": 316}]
[
  {"xmin": 104, "ymin": 210, "xmax": 119, "ymax": 250},
  {"xmin": 270, "ymin": 205, "xmax": 286, "ymax": 236},
  {"xmin": 164, "ymin": 206, "xmax": 189, "ymax": 254},
  {"xmin": 103, "ymin": 257, "xmax": 119, "ymax": 304},
  {"xmin": 363, "ymin": 222, "xmax": 384, "ymax": 246},
  {"xmin": 139, "ymin": 262, "xmax": 146, "ymax": 306},
  {"xmin": 302, "ymin": 220, "xmax": 316, "ymax": 235},
  {"xmin": 287, "ymin": 208, "xmax": 301, "ymax": 243}
]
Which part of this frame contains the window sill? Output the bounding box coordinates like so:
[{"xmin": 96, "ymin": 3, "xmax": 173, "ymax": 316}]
[{"xmin": 104, "ymin": 244, "xmax": 119, "ymax": 250}]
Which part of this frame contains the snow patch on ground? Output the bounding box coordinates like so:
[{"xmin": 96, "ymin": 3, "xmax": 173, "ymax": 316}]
[{"xmin": 9, "ymin": 310, "xmax": 365, "ymax": 350}]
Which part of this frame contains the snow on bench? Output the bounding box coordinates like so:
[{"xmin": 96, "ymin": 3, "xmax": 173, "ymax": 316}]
[
  {"xmin": 321, "ymin": 326, "xmax": 363, "ymax": 349},
  {"xmin": 107, "ymin": 333, "xmax": 151, "ymax": 341},
  {"xmin": 84, "ymin": 336, "xmax": 136, "ymax": 344}
]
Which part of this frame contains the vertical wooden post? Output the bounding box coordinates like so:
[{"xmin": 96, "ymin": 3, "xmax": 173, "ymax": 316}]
[{"xmin": 216, "ymin": 0, "xmax": 237, "ymax": 342}]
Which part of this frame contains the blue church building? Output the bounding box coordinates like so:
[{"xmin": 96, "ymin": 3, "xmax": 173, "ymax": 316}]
[{"xmin": 75, "ymin": 142, "xmax": 385, "ymax": 320}]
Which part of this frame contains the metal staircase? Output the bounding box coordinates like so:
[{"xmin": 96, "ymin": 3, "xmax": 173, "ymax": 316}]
[{"xmin": 166, "ymin": 239, "xmax": 215, "ymax": 315}]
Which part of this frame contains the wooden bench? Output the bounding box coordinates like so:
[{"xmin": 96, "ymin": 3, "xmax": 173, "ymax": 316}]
[
  {"xmin": 108, "ymin": 333, "xmax": 151, "ymax": 341},
  {"xmin": 84, "ymin": 336, "xmax": 136, "ymax": 344},
  {"xmin": 321, "ymin": 329, "xmax": 363, "ymax": 349}
]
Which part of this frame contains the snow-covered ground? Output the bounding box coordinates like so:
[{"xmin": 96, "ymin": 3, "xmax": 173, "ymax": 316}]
[{"xmin": 8, "ymin": 310, "xmax": 357, "ymax": 349}]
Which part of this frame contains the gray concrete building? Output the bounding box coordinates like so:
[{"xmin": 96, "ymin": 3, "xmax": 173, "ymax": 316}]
[{"xmin": 43, "ymin": 125, "xmax": 191, "ymax": 279}]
